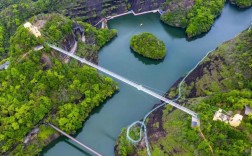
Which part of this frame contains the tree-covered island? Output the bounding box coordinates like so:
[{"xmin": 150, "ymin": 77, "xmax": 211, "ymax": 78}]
[{"xmin": 130, "ymin": 32, "xmax": 166, "ymax": 60}]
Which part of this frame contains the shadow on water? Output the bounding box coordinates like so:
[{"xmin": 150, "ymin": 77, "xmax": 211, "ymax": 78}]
[
  {"xmin": 228, "ymin": 1, "xmax": 252, "ymax": 12},
  {"xmin": 130, "ymin": 48, "xmax": 165, "ymax": 65},
  {"xmin": 101, "ymin": 130, "xmax": 117, "ymax": 142},
  {"xmin": 41, "ymin": 90, "xmax": 120, "ymax": 155},
  {"xmin": 65, "ymin": 140, "xmax": 92, "ymax": 156},
  {"xmin": 76, "ymin": 90, "xmax": 120, "ymax": 130},
  {"xmin": 158, "ymin": 2, "xmax": 252, "ymax": 42},
  {"xmin": 41, "ymin": 137, "xmax": 64, "ymax": 155},
  {"xmin": 42, "ymin": 137, "xmax": 92, "ymax": 156},
  {"xmin": 160, "ymin": 21, "xmax": 185, "ymax": 39}
]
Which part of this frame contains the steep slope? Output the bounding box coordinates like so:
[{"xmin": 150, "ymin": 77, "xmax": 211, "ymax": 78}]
[
  {"xmin": 0, "ymin": 14, "xmax": 118, "ymax": 156},
  {"xmin": 115, "ymin": 29, "xmax": 252, "ymax": 155}
]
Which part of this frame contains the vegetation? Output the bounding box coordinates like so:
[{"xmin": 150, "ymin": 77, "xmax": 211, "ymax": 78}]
[
  {"xmin": 115, "ymin": 30, "xmax": 252, "ymax": 155},
  {"xmin": 186, "ymin": 0, "xmax": 225, "ymax": 37},
  {"xmin": 230, "ymin": 0, "xmax": 252, "ymax": 8},
  {"xmin": 0, "ymin": 0, "xmax": 76, "ymax": 60},
  {"xmin": 79, "ymin": 22, "xmax": 117, "ymax": 48},
  {"xmin": 41, "ymin": 14, "xmax": 73, "ymax": 43},
  {"xmin": 115, "ymin": 128, "xmax": 136, "ymax": 156},
  {"xmin": 161, "ymin": 0, "xmax": 225, "ymax": 38},
  {"xmin": 161, "ymin": 0, "xmax": 193, "ymax": 28},
  {"xmin": 130, "ymin": 32, "xmax": 166, "ymax": 60},
  {"xmin": 74, "ymin": 22, "xmax": 117, "ymax": 63},
  {"xmin": 0, "ymin": 14, "xmax": 118, "ymax": 155}
]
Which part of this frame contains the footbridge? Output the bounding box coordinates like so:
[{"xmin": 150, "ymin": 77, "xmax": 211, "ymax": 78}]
[{"xmin": 48, "ymin": 44, "xmax": 199, "ymax": 120}]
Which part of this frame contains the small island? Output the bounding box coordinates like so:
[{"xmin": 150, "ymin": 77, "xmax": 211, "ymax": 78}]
[{"xmin": 130, "ymin": 32, "xmax": 166, "ymax": 60}]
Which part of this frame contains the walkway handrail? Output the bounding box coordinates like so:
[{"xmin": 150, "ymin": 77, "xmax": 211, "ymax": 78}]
[
  {"xmin": 48, "ymin": 44, "xmax": 198, "ymax": 118},
  {"xmin": 46, "ymin": 123, "xmax": 102, "ymax": 156}
]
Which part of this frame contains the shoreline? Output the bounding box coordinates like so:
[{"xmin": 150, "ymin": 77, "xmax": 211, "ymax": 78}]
[
  {"xmin": 114, "ymin": 27, "xmax": 251, "ymax": 155},
  {"xmin": 94, "ymin": 9, "xmax": 164, "ymax": 28}
]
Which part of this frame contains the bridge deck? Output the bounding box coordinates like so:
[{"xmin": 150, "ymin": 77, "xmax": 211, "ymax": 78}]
[{"xmin": 49, "ymin": 44, "xmax": 198, "ymax": 118}]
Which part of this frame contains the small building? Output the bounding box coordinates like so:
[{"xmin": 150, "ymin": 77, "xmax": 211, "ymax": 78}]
[
  {"xmin": 34, "ymin": 45, "xmax": 44, "ymax": 51},
  {"xmin": 24, "ymin": 22, "xmax": 41, "ymax": 38},
  {"xmin": 213, "ymin": 109, "xmax": 229, "ymax": 123},
  {"xmin": 0, "ymin": 61, "xmax": 9, "ymax": 70},
  {"xmin": 245, "ymin": 105, "xmax": 252, "ymax": 115},
  {"xmin": 192, "ymin": 116, "xmax": 200, "ymax": 127},
  {"xmin": 229, "ymin": 114, "xmax": 243, "ymax": 127}
]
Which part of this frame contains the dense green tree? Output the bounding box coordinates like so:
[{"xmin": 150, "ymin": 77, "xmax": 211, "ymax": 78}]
[
  {"xmin": 161, "ymin": 0, "xmax": 225, "ymax": 38},
  {"xmin": 130, "ymin": 32, "xmax": 166, "ymax": 59},
  {"xmin": 230, "ymin": 0, "xmax": 252, "ymax": 8},
  {"xmin": 0, "ymin": 14, "xmax": 118, "ymax": 155}
]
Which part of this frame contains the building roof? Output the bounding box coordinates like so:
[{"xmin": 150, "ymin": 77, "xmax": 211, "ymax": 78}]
[
  {"xmin": 34, "ymin": 45, "xmax": 44, "ymax": 51},
  {"xmin": 191, "ymin": 116, "xmax": 200, "ymax": 127},
  {"xmin": 0, "ymin": 61, "xmax": 9, "ymax": 70},
  {"xmin": 213, "ymin": 109, "xmax": 229, "ymax": 123},
  {"xmin": 23, "ymin": 22, "xmax": 41, "ymax": 38},
  {"xmin": 229, "ymin": 114, "xmax": 243, "ymax": 127},
  {"xmin": 24, "ymin": 22, "xmax": 32, "ymax": 28},
  {"xmin": 245, "ymin": 105, "xmax": 252, "ymax": 115}
]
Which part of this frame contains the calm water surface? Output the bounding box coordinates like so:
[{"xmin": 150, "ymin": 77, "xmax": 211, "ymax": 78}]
[{"xmin": 42, "ymin": 3, "xmax": 252, "ymax": 156}]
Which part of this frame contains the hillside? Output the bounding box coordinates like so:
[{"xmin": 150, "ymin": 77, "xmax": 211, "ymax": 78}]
[
  {"xmin": 115, "ymin": 29, "xmax": 252, "ymax": 155},
  {"xmin": 161, "ymin": 0, "xmax": 252, "ymax": 38},
  {"xmin": 130, "ymin": 32, "xmax": 166, "ymax": 60},
  {"xmin": 1, "ymin": 0, "xmax": 251, "ymax": 61},
  {"xmin": 0, "ymin": 14, "xmax": 118, "ymax": 155}
]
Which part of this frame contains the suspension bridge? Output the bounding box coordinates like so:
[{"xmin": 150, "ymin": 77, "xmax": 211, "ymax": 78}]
[
  {"xmin": 48, "ymin": 44, "xmax": 199, "ymax": 120},
  {"xmin": 47, "ymin": 43, "xmax": 200, "ymax": 156},
  {"xmin": 46, "ymin": 123, "xmax": 102, "ymax": 156}
]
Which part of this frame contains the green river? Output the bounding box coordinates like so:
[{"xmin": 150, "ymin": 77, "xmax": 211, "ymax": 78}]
[{"xmin": 42, "ymin": 3, "xmax": 252, "ymax": 156}]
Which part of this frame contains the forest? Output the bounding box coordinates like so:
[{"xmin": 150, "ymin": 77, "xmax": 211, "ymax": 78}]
[
  {"xmin": 161, "ymin": 0, "xmax": 226, "ymax": 38},
  {"xmin": 161, "ymin": 0, "xmax": 252, "ymax": 38},
  {"xmin": 0, "ymin": 0, "xmax": 251, "ymax": 155},
  {"xmin": 230, "ymin": 0, "xmax": 252, "ymax": 8},
  {"xmin": 0, "ymin": 0, "xmax": 77, "ymax": 60},
  {"xmin": 115, "ymin": 29, "xmax": 252, "ymax": 155},
  {"xmin": 0, "ymin": 13, "xmax": 118, "ymax": 155},
  {"xmin": 130, "ymin": 32, "xmax": 166, "ymax": 60}
]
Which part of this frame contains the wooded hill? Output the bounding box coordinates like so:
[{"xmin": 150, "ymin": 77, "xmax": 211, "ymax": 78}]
[
  {"xmin": 115, "ymin": 29, "xmax": 252, "ymax": 156},
  {"xmin": 0, "ymin": 14, "xmax": 118, "ymax": 155}
]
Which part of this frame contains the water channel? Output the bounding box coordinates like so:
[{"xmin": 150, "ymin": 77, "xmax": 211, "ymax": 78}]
[{"xmin": 42, "ymin": 3, "xmax": 252, "ymax": 156}]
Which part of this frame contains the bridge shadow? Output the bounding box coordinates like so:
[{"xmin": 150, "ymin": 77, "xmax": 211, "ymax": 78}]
[
  {"xmin": 130, "ymin": 48, "xmax": 165, "ymax": 65},
  {"xmin": 64, "ymin": 139, "xmax": 93, "ymax": 156},
  {"xmin": 40, "ymin": 137, "xmax": 92, "ymax": 156},
  {"xmin": 74, "ymin": 90, "xmax": 120, "ymax": 133},
  {"xmin": 101, "ymin": 130, "xmax": 117, "ymax": 141}
]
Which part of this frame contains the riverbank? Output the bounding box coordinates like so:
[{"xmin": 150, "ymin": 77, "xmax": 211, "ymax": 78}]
[
  {"xmin": 115, "ymin": 29, "xmax": 252, "ymax": 155},
  {"xmin": 0, "ymin": 14, "xmax": 119, "ymax": 156},
  {"xmin": 42, "ymin": 3, "xmax": 252, "ymax": 155}
]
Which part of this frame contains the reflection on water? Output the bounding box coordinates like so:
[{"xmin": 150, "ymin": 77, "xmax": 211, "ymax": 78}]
[
  {"xmin": 130, "ymin": 48, "xmax": 165, "ymax": 65},
  {"xmin": 42, "ymin": 3, "xmax": 252, "ymax": 156}
]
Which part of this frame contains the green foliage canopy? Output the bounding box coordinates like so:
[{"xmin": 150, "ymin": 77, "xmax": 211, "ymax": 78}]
[{"xmin": 130, "ymin": 32, "xmax": 166, "ymax": 59}]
